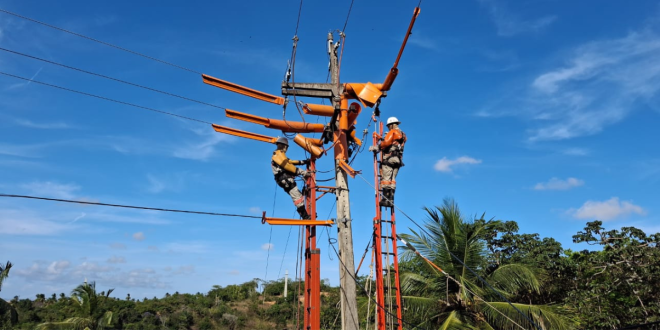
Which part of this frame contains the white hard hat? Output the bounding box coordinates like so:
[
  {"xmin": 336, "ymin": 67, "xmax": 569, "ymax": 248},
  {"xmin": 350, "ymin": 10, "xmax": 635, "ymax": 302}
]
[
  {"xmin": 275, "ymin": 137, "xmax": 289, "ymax": 146},
  {"xmin": 386, "ymin": 117, "xmax": 400, "ymax": 125}
]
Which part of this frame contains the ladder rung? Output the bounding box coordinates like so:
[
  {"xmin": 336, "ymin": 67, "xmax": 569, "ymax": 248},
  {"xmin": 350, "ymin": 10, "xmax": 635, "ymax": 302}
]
[
  {"xmin": 381, "ymin": 252, "xmax": 395, "ymax": 255},
  {"xmin": 381, "ymin": 235, "xmax": 394, "ymax": 240}
]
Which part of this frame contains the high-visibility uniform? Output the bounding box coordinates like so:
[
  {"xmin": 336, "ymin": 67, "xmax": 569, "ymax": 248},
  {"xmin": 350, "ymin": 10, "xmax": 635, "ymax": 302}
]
[
  {"xmin": 271, "ymin": 149, "xmax": 309, "ymax": 218},
  {"xmin": 379, "ymin": 127, "xmax": 406, "ymax": 206}
]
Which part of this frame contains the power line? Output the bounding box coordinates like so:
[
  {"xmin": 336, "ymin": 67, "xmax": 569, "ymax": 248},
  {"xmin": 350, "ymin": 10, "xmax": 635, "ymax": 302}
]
[
  {"xmin": 0, "ymin": 71, "xmax": 212, "ymax": 125},
  {"xmin": 294, "ymin": 0, "xmax": 303, "ymax": 36},
  {"xmin": 0, "ymin": 8, "xmax": 202, "ymax": 75},
  {"xmin": 0, "ymin": 194, "xmax": 263, "ymax": 219},
  {"xmin": 356, "ymin": 173, "xmax": 543, "ymax": 330},
  {"xmin": 342, "ymin": 0, "xmax": 356, "ymax": 32},
  {"xmin": 0, "ymin": 47, "xmax": 225, "ymax": 110}
]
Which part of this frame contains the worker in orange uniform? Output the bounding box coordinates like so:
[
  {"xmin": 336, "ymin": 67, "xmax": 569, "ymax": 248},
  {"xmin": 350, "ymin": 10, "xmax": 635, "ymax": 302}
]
[
  {"xmin": 272, "ymin": 137, "xmax": 311, "ymax": 219},
  {"xmin": 371, "ymin": 117, "xmax": 407, "ymax": 207}
]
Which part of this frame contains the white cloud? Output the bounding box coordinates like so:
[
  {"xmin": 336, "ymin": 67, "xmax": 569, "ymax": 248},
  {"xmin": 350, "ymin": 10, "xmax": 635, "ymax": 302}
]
[
  {"xmin": 534, "ymin": 177, "xmax": 584, "ymax": 190},
  {"xmin": 146, "ymin": 174, "xmax": 166, "ymax": 193},
  {"xmin": 148, "ymin": 245, "xmax": 159, "ymax": 252},
  {"xmin": 562, "ymin": 148, "xmax": 589, "ymax": 156},
  {"xmin": 433, "ymin": 156, "xmax": 482, "ymax": 173},
  {"xmin": 479, "ymin": 0, "xmax": 556, "ymax": 37},
  {"xmin": 165, "ymin": 241, "xmax": 210, "ymax": 254},
  {"xmin": 133, "ymin": 232, "xmax": 145, "ymax": 241},
  {"xmin": 480, "ymin": 25, "xmax": 660, "ymax": 141},
  {"xmin": 107, "ymin": 256, "xmax": 126, "ymax": 264},
  {"xmin": 172, "ymin": 127, "xmax": 232, "ymax": 161},
  {"xmin": 0, "ymin": 209, "xmax": 70, "ymax": 235},
  {"xmin": 21, "ymin": 181, "xmax": 80, "ymax": 199},
  {"xmin": 15, "ymin": 260, "xmax": 168, "ymax": 289},
  {"xmin": 261, "ymin": 243, "xmax": 274, "ymax": 251},
  {"xmin": 569, "ymin": 197, "xmax": 646, "ymax": 221},
  {"xmin": 110, "ymin": 242, "xmax": 127, "ymax": 250},
  {"xmin": 172, "ymin": 265, "xmax": 195, "ymax": 275},
  {"xmin": 6, "ymin": 67, "xmax": 43, "ymax": 90},
  {"xmin": 14, "ymin": 119, "xmax": 73, "ymax": 129},
  {"xmin": 249, "ymin": 207, "xmax": 262, "ymax": 215}
]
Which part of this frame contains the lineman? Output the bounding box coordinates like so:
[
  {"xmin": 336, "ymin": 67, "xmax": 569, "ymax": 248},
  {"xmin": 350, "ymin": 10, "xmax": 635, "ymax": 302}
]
[
  {"xmin": 272, "ymin": 137, "xmax": 311, "ymax": 219},
  {"xmin": 371, "ymin": 117, "xmax": 407, "ymax": 207}
]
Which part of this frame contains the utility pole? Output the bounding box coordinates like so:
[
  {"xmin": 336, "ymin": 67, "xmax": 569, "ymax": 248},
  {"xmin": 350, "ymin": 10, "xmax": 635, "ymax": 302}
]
[
  {"xmin": 327, "ymin": 32, "xmax": 360, "ymax": 330},
  {"xmin": 284, "ymin": 269, "xmax": 288, "ymax": 298}
]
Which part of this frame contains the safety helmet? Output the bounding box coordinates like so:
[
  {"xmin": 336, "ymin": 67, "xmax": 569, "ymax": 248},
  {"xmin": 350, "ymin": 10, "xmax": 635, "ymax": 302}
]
[
  {"xmin": 275, "ymin": 137, "xmax": 289, "ymax": 146},
  {"xmin": 386, "ymin": 117, "xmax": 400, "ymax": 126}
]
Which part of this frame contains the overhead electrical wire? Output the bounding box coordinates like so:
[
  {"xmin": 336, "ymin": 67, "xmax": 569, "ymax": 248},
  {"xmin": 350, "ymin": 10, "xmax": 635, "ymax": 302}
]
[
  {"xmin": 0, "ymin": 194, "xmax": 263, "ymax": 219},
  {"xmin": 0, "ymin": 71, "xmax": 212, "ymax": 125},
  {"xmin": 0, "ymin": 8, "xmax": 203, "ymax": 75},
  {"xmin": 0, "ymin": 47, "xmax": 225, "ymax": 110},
  {"xmin": 342, "ymin": 0, "xmax": 356, "ymax": 32}
]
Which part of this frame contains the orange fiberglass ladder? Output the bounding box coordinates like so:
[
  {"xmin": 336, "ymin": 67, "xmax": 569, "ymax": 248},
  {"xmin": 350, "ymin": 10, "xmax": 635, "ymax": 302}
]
[{"xmin": 372, "ymin": 119, "xmax": 404, "ymax": 330}]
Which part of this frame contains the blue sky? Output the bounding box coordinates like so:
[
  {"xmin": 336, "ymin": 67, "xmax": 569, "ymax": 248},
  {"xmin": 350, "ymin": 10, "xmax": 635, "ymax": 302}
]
[{"xmin": 1, "ymin": 0, "xmax": 660, "ymax": 300}]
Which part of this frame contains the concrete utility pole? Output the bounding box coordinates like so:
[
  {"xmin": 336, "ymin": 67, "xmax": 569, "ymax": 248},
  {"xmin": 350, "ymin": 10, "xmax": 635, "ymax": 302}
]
[
  {"xmin": 284, "ymin": 270, "xmax": 288, "ymax": 298},
  {"xmin": 328, "ymin": 32, "xmax": 360, "ymax": 330}
]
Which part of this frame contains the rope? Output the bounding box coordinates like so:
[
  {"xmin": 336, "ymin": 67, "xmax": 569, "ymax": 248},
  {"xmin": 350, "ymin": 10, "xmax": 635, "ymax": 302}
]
[
  {"xmin": 0, "ymin": 194, "xmax": 262, "ymax": 218},
  {"xmin": 0, "ymin": 47, "xmax": 225, "ymax": 109},
  {"xmin": 0, "ymin": 71, "xmax": 212, "ymax": 125},
  {"xmin": 0, "ymin": 8, "xmax": 202, "ymax": 74},
  {"xmin": 356, "ymin": 173, "xmax": 544, "ymax": 330}
]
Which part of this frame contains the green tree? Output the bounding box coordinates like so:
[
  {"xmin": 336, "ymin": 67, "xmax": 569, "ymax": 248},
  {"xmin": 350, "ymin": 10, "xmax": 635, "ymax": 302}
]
[
  {"xmin": 399, "ymin": 199, "xmax": 575, "ymax": 329},
  {"xmin": 0, "ymin": 261, "xmax": 18, "ymax": 327},
  {"xmin": 36, "ymin": 281, "xmax": 114, "ymax": 330},
  {"xmin": 568, "ymin": 221, "xmax": 660, "ymax": 329}
]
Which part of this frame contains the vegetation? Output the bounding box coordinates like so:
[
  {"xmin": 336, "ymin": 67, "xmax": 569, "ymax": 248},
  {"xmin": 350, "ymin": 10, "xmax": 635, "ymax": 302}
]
[{"xmin": 1, "ymin": 199, "xmax": 659, "ymax": 329}]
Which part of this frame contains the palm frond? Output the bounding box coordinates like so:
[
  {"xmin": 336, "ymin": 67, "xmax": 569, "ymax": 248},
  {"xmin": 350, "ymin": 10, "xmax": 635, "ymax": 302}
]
[
  {"xmin": 0, "ymin": 298, "xmax": 18, "ymax": 325},
  {"xmin": 487, "ymin": 264, "xmax": 541, "ymax": 295},
  {"xmin": 36, "ymin": 317, "xmax": 95, "ymax": 330},
  {"xmin": 0, "ymin": 261, "xmax": 12, "ymax": 292},
  {"xmin": 437, "ymin": 310, "xmax": 476, "ymax": 330},
  {"xmin": 479, "ymin": 302, "xmax": 577, "ymax": 330}
]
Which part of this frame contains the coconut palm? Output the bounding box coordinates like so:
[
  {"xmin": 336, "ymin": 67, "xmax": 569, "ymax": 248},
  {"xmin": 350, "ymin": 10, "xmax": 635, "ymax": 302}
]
[
  {"xmin": 36, "ymin": 281, "xmax": 114, "ymax": 330},
  {"xmin": 399, "ymin": 199, "xmax": 574, "ymax": 329},
  {"xmin": 0, "ymin": 261, "xmax": 18, "ymax": 326}
]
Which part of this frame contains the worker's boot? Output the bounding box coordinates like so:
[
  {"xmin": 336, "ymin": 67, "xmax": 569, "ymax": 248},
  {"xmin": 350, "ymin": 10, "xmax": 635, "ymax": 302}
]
[
  {"xmin": 297, "ymin": 205, "xmax": 311, "ymax": 220},
  {"xmin": 380, "ymin": 188, "xmax": 393, "ymax": 207}
]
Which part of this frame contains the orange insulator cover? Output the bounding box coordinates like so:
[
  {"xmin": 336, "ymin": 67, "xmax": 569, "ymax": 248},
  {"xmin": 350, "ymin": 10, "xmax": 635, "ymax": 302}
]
[
  {"xmin": 225, "ymin": 109, "xmax": 324, "ymax": 133},
  {"xmin": 294, "ymin": 134, "xmax": 324, "ymax": 159},
  {"xmin": 303, "ymin": 103, "xmax": 335, "ymax": 117}
]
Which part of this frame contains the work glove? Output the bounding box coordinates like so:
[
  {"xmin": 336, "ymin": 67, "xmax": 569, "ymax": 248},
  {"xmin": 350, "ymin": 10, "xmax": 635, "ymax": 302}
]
[
  {"xmin": 297, "ymin": 169, "xmax": 311, "ymax": 178},
  {"xmin": 368, "ymin": 145, "xmax": 380, "ymax": 153},
  {"xmin": 303, "ymin": 159, "xmax": 311, "ymax": 165}
]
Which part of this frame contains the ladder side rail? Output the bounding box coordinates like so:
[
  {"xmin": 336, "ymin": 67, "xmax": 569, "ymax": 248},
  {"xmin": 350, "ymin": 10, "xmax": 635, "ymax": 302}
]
[{"xmin": 390, "ymin": 209, "xmax": 404, "ymax": 330}]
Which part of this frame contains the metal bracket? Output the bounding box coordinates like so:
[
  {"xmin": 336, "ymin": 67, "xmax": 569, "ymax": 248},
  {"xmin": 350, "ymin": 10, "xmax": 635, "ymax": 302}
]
[{"xmin": 338, "ymin": 159, "xmax": 360, "ymax": 178}]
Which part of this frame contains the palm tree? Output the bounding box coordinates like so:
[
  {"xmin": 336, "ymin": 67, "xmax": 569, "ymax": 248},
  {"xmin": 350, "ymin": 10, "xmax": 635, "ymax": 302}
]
[
  {"xmin": 0, "ymin": 261, "xmax": 18, "ymax": 326},
  {"xmin": 36, "ymin": 281, "xmax": 114, "ymax": 330},
  {"xmin": 399, "ymin": 199, "xmax": 574, "ymax": 329}
]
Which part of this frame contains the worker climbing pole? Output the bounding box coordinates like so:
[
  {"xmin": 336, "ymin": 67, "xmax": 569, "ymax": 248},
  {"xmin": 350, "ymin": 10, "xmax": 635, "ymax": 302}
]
[{"xmin": 199, "ymin": 4, "xmax": 421, "ymax": 329}]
